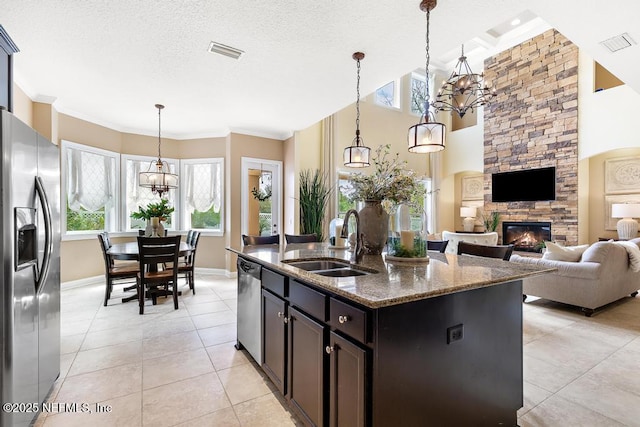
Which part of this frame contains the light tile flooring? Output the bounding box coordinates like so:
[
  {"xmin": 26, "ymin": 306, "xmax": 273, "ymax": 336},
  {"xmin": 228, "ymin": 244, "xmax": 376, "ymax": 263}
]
[{"xmin": 36, "ymin": 274, "xmax": 640, "ymax": 426}]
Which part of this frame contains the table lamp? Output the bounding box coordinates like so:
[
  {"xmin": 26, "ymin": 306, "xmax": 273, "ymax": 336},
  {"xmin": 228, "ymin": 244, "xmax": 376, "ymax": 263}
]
[
  {"xmin": 460, "ymin": 207, "xmax": 477, "ymax": 232},
  {"xmin": 611, "ymin": 203, "xmax": 640, "ymax": 240}
]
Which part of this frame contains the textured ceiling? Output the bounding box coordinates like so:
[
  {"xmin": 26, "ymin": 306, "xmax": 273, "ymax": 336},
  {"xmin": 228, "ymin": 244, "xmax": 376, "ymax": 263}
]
[{"xmin": 1, "ymin": 1, "xmax": 638, "ymax": 140}]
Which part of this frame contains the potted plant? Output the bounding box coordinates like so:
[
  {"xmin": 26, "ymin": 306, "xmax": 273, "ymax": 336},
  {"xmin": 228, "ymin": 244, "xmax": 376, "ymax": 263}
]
[
  {"xmin": 482, "ymin": 211, "xmax": 501, "ymax": 232},
  {"xmin": 340, "ymin": 145, "xmax": 424, "ymax": 255},
  {"xmin": 299, "ymin": 169, "xmax": 332, "ymax": 242},
  {"xmin": 131, "ymin": 199, "xmax": 175, "ymax": 236}
]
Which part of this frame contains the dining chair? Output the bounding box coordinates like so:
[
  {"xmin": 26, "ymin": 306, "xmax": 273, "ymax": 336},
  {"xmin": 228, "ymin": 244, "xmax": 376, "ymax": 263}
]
[
  {"xmin": 284, "ymin": 233, "xmax": 318, "ymax": 243},
  {"xmin": 242, "ymin": 234, "xmax": 280, "ymax": 245},
  {"xmin": 457, "ymin": 241, "xmax": 514, "ymax": 261},
  {"xmin": 427, "ymin": 240, "xmax": 449, "ymax": 253},
  {"xmin": 97, "ymin": 232, "xmax": 139, "ymax": 306},
  {"xmin": 136, "ymin": 235, "xmax": 181, "ymax": 315},
  {"xmin": 177, "ymin": 230, "xmax": 201, "ymax": 294}
]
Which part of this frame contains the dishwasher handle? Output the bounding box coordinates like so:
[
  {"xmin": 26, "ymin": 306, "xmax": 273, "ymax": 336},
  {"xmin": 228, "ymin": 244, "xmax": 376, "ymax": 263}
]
[{"xmin": 238, "ymin": 259, "xmax": 261, "ymax": 279}]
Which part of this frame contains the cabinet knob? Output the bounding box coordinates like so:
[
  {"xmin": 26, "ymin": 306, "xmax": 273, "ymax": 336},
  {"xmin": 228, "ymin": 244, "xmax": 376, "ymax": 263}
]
[
  {"xmin": 338, "ymin": 315, "xmax": 349, "ymax": 324},
  {"xmin": 277, "ymin": 311, "xmax": 284, "ymax": 317},
  {"xmin": 325, "ymin": 345, "xmax": 334, "ymax": 354},
  {"xmin": 283, "ymin": 317, "xmax": 289, "ymax": 324}
]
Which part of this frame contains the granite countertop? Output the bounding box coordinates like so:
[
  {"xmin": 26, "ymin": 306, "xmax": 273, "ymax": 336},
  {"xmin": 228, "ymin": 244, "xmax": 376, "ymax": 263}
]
[{"xmin": 227, "ymin": 243, "xmax": 556, "ymax": 309}]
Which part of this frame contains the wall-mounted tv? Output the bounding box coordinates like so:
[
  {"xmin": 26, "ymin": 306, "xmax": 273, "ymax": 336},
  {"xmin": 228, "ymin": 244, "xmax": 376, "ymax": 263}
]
[{"xmin": 491, "ymin": 167, "xmax": 556, "ymax": 202}]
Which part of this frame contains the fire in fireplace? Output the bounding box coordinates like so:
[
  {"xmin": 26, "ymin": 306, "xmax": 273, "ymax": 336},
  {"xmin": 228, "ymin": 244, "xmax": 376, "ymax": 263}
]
[{"xmin": 502, "ymin": 221, "xmax": 551, "ymax": 253}]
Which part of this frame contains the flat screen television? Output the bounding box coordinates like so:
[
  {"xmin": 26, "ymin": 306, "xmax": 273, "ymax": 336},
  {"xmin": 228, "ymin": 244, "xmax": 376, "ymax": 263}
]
[{"xmin": 491, "ymin": 167, "xmax": 555, "ymax": 202}]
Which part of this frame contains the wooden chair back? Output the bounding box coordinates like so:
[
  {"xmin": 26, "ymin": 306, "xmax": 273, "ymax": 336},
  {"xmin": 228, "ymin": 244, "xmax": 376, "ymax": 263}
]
[
  {"xmin": 457, "ymin": 241, "xmax": 514, "ymax": 261},
  {"xmin": 285, "ymin": 233, "xmax": 318, "ymax": 243},
  {"xmin": 242, "ymin": 234, "xmax": 280, "ymax": 245},
  {"xmin": 427, "ymin": 240, "xmax": 449, "ymax": 253},
  {"xmin": 137, "ymin": 236, "xmax": 181, "ymax": 276}
]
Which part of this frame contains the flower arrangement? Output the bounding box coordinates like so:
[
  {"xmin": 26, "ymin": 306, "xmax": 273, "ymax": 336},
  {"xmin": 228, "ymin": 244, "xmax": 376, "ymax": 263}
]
[
  {"xmin": 130, "ymin": 198, "xmax": 175, "ymax": 221},
  {"xmin": 482, "ymin": 211, "xmax": 501, "ymax": 232},
  {"xmin": 340, "ymin": 145, "xmax": 423, "ymax": 209}
]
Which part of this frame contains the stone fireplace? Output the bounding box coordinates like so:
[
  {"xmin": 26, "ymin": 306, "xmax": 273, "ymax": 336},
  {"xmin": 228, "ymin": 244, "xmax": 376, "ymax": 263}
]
[{"xmin": 502, "ymin": 221, "xmax": 551, "ymax": 253}]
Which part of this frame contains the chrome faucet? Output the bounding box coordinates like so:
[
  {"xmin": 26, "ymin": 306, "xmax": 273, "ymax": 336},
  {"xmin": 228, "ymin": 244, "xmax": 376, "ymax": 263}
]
[{"xmin": 341, "ymin": 209, "xmax": 364, "ymax": 263}]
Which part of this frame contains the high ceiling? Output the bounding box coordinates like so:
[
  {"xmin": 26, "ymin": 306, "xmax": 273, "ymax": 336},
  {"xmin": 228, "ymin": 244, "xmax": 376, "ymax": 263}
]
[{"xmin": 2, "ymin": 1, "xmax": 638, "ymax": 140}]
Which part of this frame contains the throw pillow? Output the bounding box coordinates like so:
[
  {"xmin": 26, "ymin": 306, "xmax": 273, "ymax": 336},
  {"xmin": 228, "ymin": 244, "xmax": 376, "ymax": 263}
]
[{"xmin": 542, "ymin": 241, "xmax": 589, "ymax": 262}]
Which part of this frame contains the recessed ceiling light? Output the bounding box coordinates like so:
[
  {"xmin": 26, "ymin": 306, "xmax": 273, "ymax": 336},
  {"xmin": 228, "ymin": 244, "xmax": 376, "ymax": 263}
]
[
  {"xmin": 510, "ymin": 18, "xmax": 521, "ymax": 26},
  {"xmin": 207, "ymin": 41, "xmax": 244, "ymax": 60},
  {"xmin": 600, "ymin": 33, "xmax": 636, "ymax": 53}
]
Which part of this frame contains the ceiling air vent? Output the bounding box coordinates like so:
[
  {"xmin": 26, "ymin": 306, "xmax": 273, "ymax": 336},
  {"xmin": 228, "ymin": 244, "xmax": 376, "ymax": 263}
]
[
  {"xmin": 208, "ymin": 41, "xmax": 244, "ymax": 59},
  {"xmin": 600, "ymin": 33, "xmax": 636, "ymax": 53}
]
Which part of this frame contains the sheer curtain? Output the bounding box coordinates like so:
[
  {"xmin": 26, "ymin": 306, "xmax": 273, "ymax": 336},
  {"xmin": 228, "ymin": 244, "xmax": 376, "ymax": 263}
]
[
  {"xmin": 184, "ymin": 162, "xmax": 221, "ymax": 214},
  {"xmin": 66, "ymin": 147, "xmax": 114, "ymax": 212}
]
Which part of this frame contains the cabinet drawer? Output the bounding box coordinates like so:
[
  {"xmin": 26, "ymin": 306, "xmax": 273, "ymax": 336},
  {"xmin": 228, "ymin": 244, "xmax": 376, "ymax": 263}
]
[
  {"xmin": 329, "ymin": 297, "xmax": 368, "ymax": 344},
  {"xmin": 262, "ymin": 268, "xmax": 287, "ymax": 298},
  {"xmin": 289, "ymin": 280, "xmax": 327, "ymax": 321}
]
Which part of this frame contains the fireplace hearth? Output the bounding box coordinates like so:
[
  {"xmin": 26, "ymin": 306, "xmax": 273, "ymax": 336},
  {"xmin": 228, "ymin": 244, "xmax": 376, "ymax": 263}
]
[{"xmin": 502, "ymin": 221, "xmax": 551, "ymax": 253}]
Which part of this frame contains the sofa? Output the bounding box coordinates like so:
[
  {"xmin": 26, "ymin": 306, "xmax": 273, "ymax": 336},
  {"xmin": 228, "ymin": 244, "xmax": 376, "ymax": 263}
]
[
  {"xmin": 441, "ymin": 231, "xmax": 499, "ymax": 255},
  {"xmin": 510, "ymin": 239, "xmax": 640, "ymax": 316}
]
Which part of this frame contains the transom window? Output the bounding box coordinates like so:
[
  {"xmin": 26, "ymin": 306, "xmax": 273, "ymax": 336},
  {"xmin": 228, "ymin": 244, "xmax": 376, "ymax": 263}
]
[{"xmin": 375, "ymin": 79, "xmax": 401, "ymax": 109}]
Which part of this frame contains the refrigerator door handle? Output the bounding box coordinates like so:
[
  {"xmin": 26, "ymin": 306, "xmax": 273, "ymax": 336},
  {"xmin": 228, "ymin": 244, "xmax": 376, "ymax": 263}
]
[{"xmin": 35, "ymin": 176, "xmax": 53, "ymax": 291}]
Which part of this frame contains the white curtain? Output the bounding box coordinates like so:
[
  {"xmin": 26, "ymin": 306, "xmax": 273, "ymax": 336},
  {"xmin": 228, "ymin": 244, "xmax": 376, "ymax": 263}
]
[
  {"xmin": 67, "ymin": 148, "xmax": 113, "ymax": 212},
  {"xmin": 185, "ymin": 162, "xmax": 221, "ymax": 213}
]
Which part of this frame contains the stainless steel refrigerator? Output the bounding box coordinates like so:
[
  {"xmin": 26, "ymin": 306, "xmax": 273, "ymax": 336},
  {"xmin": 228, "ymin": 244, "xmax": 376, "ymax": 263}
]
[{"xmin": 0, "ymin": 109, "xmax": 60, "ymax": 427}]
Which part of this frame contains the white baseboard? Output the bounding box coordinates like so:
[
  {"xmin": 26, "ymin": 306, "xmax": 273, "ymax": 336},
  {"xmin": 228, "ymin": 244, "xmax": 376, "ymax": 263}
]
[
  {"xmin": 61, "ymin": 268, "xmax": 236, "ymax": 290},
  {"xmin": 62, "ymin": 275, "xmax": 103, "ymax": 290}
]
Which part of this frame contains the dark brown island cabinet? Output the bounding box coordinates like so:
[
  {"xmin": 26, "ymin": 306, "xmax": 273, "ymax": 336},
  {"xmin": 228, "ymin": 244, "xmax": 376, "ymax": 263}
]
[{"xmin": 241, "ymin": 255, "xmax": 523, "ymax": 427}]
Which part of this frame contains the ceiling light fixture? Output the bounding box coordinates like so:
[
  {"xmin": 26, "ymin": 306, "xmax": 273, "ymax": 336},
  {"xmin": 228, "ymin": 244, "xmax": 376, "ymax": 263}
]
[
  {"xmin": 139, "ymin": 104, "xmax": 178, "ymax": 197},
  {"xmin": 510, "ymin": 18, "xmax": 521, "ymax": 26},
  {"xmin": 343, "ymin": 52, "xmax": 371, "ymax": 168},
  {"xmin": 208, "ymin": 41, "xmax": 244, "ymax": 59},
  {"xmin": 408, "ymin": 0, "xmax": 446, "ymax": 153},
  {"xmin": 432, "ymin": 44, "xmax": 497, "ymax": 118}
]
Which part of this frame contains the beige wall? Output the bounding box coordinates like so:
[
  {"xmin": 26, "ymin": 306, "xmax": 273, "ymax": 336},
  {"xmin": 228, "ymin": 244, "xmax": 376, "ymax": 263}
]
[
  {"xmin": 12, "ymin": 103, "xmax": 283, "ymax": 282},
  {"xmin": 12, "ymin": 84, "xmax": 33, "ymax": 126},
  {"xmin": 588, "ymin": 148, "xmax": 640, "ymax": 242},
  {"xmin": 225, "ymin": 133, "xmax": 284, "ymax": 272}
]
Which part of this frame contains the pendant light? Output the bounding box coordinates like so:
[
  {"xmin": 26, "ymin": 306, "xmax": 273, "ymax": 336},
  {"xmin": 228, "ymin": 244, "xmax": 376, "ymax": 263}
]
[
  {"xmin": 343, "ymin": 52, "xmax": 371, "ymax": 168},
  {"xmin": 139, "ymin": 104, "xmax": 178, "ymax": 197},
  {"xmin": 408, "ymin": 0, "xmax": 446, "ymax": 153},
  {"xmin": 432, "ymin": 44, "xmax": 496, "ymax": 117}
]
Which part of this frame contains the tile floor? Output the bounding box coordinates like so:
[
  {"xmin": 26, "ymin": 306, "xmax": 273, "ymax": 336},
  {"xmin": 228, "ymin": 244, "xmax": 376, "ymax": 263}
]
[{"xmin": 35, "ymin": 274, "xmax": 640, "ymax": 426}]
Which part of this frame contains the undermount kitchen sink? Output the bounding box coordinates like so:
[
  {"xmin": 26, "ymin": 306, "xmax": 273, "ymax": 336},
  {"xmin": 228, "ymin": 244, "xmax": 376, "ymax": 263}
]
[{"xmin": 282, "ymin": 259, "xmax": 376, "ymax": 277}]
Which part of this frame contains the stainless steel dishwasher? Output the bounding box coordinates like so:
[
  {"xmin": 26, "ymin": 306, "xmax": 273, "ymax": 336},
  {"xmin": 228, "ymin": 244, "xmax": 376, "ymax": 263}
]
[{"xmin": 236, "ymin": 257, "xmax": 262, "ymax": 365}]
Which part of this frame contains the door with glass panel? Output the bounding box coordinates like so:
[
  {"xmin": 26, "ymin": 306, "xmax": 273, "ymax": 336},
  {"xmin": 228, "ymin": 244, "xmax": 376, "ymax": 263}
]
[{"xmin": 241, "ymin": 158, "xmax": 281, "ymax": 243}]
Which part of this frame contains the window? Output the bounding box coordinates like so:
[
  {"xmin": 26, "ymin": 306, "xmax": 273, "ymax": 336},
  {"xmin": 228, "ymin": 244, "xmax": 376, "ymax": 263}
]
[
  {"xmin": 337, "ymin": 172, "xmax": 359, "ymax": 218},
  {"xmin": 122, "ymin": 154, "xmax": 178, "ymax": 231},
  {"xmin": 180, "ymin": 158, "xmax": 224, "ymax": 233},
  {"xmin": 375, "ymin": 79, "xmax": 401, "ymax": 109},
  {"xmin": 61, "ymin": 141, "xmax": 225, "ymax": 239},
  {"xmin": 410, "ymin": 72, "xmax": 427, "ymax": 116},
  {"xmin": 61, "ymin": 140, "xmax": 119, "ymax": 236}
]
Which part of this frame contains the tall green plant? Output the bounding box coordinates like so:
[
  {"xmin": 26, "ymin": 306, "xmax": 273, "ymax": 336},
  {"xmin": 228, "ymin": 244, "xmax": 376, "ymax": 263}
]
[{"xmin": 299, "ymin": 169, "xmax": 332, "ymax": 241}]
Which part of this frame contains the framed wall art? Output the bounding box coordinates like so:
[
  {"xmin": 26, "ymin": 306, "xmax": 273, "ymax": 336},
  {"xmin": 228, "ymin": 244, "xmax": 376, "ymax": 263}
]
[
  {"xmin": 461, "ymin": 175, "xmax": 484, "ymax": 201},
  {"xmin": 605, "ymin": 157, "xmax": 640, "ymax": 194}
]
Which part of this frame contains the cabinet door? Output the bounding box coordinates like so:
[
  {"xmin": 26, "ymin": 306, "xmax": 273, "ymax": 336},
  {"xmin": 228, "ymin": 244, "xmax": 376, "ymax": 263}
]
[
  {"xmin": 328, "ymin": 332, "xmax": 367, "ymax": 427},
  {"xmin": 288, "ymin": 306, "xmax": 326, "ymax": 427},
  {"xmin": 262, "ymin": 289, "xmax": 287, "ymax": 394}
]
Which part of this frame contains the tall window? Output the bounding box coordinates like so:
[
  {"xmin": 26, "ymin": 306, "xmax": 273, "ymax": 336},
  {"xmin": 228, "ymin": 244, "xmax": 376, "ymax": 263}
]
[
  {"xmin": 61, "ymin": 140, "xmax": 119, "ymax": 235},
  {"xmin": 122, "ymin": 154, "xmax": 178, "ymax": 231},
  {"xmin": 337, "ymin": 172, "xmax": 358, "ymax": 218},
  {"xmin": 375, "ymin": 80, "xmax": 401, "ymax": 109},
  {"xmin": 181, "ymin": 158, "xmax": 224, "ymax": 233}
]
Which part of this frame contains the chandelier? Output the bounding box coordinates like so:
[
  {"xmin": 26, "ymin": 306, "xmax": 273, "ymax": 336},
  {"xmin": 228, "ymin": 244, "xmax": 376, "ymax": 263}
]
[
  {"xmin": 432, "ymin": 44, "xmax": 496, "ymax": 117},
  {"xmin": 343, "ymin": 52, "xmax": 371, "ymax": 167},
  {"xmin": 139, "ymin": 104, "xmax": 178, "ymax": 197},
  {"xmin": 408, "ymin": 0, "xmax": 446, "ymax": 153}
]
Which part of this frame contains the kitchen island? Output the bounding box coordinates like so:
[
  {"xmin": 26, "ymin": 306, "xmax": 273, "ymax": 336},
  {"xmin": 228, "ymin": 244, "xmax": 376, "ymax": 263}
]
[{"xmin": 227, "ymin": 243, "xmax": 555, "ymax": 426}]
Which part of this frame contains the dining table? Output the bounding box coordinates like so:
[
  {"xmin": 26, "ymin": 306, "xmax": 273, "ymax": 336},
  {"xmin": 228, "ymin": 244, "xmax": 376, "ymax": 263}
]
[{"xmin": 107, "ymin": 240, "xmax": 195, "ymax": 303}]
